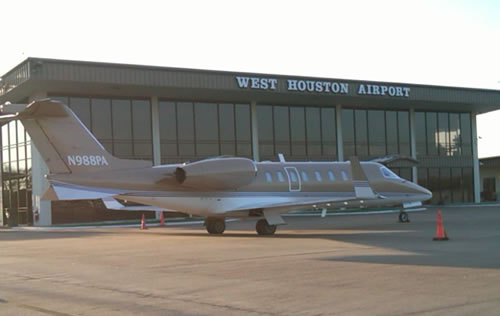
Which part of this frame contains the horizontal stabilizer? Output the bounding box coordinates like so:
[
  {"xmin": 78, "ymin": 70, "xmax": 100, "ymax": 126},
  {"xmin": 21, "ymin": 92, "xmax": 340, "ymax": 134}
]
[
  {"xmin": 47, "ymin": 181, "xmax": 123, "ymax": 200},
  {"xmin": 101, "ymin": 197, "xmax": 176, "ymax": 212}
]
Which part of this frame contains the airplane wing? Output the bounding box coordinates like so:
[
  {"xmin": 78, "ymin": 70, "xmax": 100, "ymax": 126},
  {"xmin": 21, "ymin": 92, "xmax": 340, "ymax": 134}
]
[{"xmin": 101, "ymin": 197, "xmax": 181, "ymax": 213}]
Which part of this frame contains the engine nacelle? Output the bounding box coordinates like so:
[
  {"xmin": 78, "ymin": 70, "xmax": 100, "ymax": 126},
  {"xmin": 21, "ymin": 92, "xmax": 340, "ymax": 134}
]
[{"xmin": 174, "ymin": 157, "xmax": 257, "ymax": 190}]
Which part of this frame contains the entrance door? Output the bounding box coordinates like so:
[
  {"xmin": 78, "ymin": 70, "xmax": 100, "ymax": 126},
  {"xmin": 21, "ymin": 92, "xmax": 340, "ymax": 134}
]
[
  {"xmin": 483, "ymin": 177, "xmax": 496, "ymax": 201},
  {"xmin": 284, "ymin": 167, "xmax": 301, "ymax": 192}
]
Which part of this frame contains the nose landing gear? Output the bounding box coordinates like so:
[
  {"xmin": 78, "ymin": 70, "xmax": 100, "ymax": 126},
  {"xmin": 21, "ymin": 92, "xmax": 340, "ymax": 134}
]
[{"xmin": 398, "ymin": 210, "xmax": 410, "ymax": 223}]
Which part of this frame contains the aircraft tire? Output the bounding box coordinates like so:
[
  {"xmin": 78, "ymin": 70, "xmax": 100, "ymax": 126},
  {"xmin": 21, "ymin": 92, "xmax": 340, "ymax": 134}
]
[
  {"xmin": 256, "ymin": 219, "xmax": 277, "ymax": 235},
  {"xmin": 398, "ymin": 211, "xmax": 410, "ymax": 223},
  {"xmin": 206, "ymin": 217, "xmax": 225, "ymax": 234}
]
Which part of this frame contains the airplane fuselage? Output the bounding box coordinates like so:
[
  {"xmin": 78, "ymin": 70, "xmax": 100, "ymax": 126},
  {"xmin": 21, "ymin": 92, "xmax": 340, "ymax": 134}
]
[{"xmin": 48, "ymin": 161, "xmax": 431, "ymax": 217}]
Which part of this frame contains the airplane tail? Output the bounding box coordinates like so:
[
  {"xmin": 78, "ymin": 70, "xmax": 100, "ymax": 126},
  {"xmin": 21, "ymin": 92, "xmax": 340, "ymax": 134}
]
[{"xmin": 0, "ymin": 99, "xmax": 151, "ymax": 174}]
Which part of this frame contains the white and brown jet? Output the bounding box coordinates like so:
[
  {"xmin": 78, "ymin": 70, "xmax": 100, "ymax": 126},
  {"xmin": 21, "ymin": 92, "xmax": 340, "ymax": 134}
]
[{"xmin": 0, "ymin": 99, "xmax": 431, "ymax": 235}]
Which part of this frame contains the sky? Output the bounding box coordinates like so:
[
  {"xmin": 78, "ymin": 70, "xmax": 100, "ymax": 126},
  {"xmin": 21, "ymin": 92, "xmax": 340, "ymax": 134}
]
[{"xmin": 1, "ymin": 0, "xmax": 499, "ymax": 157}]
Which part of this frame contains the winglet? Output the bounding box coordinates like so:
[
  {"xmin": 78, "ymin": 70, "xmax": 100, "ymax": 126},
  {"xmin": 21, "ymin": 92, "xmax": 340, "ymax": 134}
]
[{"xmin": 349, "ymin": 156, "xmax": 377, "ymax": 199}]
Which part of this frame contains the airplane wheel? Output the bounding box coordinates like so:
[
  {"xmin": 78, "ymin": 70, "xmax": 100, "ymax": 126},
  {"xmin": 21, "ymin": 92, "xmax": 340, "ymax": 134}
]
[
  {"xmin": 256, "ymin": 219, "xmax": 277, "ymax": 235},
  {"xmin": 398, "ymin": 211, "xmax": 409, "ymax": 223},
  {"xmin": 205, "ymin": 217, "xmax": 225, "ymax": 234}
]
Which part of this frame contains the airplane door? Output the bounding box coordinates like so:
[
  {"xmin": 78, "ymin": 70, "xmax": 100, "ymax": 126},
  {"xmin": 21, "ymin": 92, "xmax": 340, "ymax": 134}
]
[{"xmin": 284, "ymin": 167, "xmax": 301, "ymax": 192}]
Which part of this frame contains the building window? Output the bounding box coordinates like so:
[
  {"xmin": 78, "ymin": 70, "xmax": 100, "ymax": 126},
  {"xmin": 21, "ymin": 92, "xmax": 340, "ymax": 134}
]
[
  {"xmin": 342, "ymin": 109, "xmax": 410, "ymax": 158},
  {"xmin": 258, "ymin": 104, "xmax": 337, "ymax": 161},
  {"xmin": 417, "ymin": 167, "xmax": 473, "ymax": 203},
  {"xmin": 368, "ymin": 110, "xmax": 386, "ymax": 156},
  {"xmin": 51, "ymin": 96, "xmax": 153, "ymax": 160},
  {"xmin": 159, "ymin": 101, "xmax": 252, "ymax": 163},
  {"xmin": 1, "ymin": 121, "xmax": 32, "ymax": 226},
  {"xmin": 415, "ymin": 111, "xmax": 473, "ymax": 158}
]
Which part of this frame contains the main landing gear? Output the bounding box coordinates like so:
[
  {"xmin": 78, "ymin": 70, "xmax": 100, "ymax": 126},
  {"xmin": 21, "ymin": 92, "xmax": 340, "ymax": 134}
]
[
  {"xmin": 204, "ymin": 217, "xmax": 278, "ymax": 235},
  {"xmin": 256, "ymin": 219, "xmax": 277, "ymax": 236},
  {"xmin": 205, "ymin": 217, "xmax": 226, "ymax": 234},
  {"xmin": 398, "ymin": 210, "xmax": 410, "ymax": 223}
]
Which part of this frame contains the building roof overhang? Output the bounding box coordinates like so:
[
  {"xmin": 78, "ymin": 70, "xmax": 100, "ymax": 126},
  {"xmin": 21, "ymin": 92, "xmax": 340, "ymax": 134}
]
[{"xmin": 2, "ymin": 58, "xmax": 500, "ymax": 113}]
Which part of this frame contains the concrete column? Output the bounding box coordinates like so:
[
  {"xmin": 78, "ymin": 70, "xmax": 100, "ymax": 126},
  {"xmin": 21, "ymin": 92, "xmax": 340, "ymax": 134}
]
[
  {"xmin": 335, "ymin": 105, "xmax": 344, "ymax": 161},
  {"xmin": 29, "ymin": 92, "xmax": 51, "ymax": 226},
  {"xmin": 0, "ymin": 138, "xmax": 3, "ymax": 226},
  {"xmin": 409, "ymin": 109, "xmax": 418, "ymax": 183},
  {"xmin": 250, "ymin": 101, "xmax": 260, "ymax": 161},
  {"xmin": 31, "ymin": 145, "xmax": 51, "ymax": 226},
  {"xmin": 151, "ymin": 96, "xmax": 162, "ymax": 220},
  {"xmin": 151, "ymin": 96, "xmax": 161, "ymax": 166},
  {"xmin": 471, "ymin": 112, "xmax": 481, "ymax": 203}
]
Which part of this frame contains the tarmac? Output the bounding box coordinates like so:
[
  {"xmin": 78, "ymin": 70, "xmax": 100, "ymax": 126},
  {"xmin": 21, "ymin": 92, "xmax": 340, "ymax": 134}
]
[{"xmin": 1, "ymin": 206, "xmax": 500, "ymax": 315}]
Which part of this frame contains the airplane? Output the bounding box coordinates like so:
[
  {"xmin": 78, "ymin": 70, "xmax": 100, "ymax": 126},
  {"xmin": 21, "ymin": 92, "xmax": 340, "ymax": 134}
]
[{"xmin": 0, "ymin": 99, "xmax": 432, "ymax": 235}]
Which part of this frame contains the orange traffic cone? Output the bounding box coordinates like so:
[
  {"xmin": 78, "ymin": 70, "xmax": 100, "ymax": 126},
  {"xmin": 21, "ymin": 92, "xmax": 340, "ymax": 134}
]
[
  {"xmin": 159, "ymin": 212, "xmax": 165, "ymax": 226},
  {"xmin": 140, "ymin": 214, "xmax": 147, "ymax": 230},
  {"xmin": 433, "ymin": 209, "xmax": 448, "ymax": 241}
]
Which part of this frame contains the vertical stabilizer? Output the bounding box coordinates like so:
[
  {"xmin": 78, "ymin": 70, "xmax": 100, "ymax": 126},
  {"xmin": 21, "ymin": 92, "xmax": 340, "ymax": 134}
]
[{"xmin": 0, "ymin": 99, "xmax": 151, "ymax": 174}]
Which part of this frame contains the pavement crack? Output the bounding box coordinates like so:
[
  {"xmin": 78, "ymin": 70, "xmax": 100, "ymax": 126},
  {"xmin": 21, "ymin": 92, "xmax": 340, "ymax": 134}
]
[{"xmin": 395, "ymin": 297, "xmax": 500, "ymax": 316}]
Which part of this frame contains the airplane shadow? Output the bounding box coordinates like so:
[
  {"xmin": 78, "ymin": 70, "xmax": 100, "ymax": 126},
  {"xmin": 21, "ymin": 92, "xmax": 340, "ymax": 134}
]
[
  {"xmin": 0, "ymin": 229, "xmax": 117, "ymax": 242},
  {"xmin": 153, "ymin": 209, "xmax": 500, "ymax": 270}
]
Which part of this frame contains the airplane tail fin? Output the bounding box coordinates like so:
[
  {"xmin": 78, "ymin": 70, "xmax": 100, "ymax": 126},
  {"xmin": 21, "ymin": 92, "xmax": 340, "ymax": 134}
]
[{"xmin": 0, "ymin": 99, "xmax": 151, "ymax": 174}]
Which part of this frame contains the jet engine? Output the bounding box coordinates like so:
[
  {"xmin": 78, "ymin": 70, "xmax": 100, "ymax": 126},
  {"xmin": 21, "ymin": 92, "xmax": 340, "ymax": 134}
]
[{"xmin": 174, "ymin": 157, "xmax": 257, "ymax": 190}]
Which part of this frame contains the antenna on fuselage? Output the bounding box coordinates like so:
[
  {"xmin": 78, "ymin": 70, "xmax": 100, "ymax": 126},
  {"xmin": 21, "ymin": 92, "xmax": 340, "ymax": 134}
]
[{"xmin": 278, "ymin": 153, "xmax": 286, "ymax": 163}]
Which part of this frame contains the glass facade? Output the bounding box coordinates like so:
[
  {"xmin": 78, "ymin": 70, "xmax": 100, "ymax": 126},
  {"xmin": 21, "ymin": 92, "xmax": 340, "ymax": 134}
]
[
  {"xmin": 257, "ymin": 105, "xmax": 337, "ymax": 161},
  {"xmin": 159, "ymin": 101, "xmax": 252, "ymax": 163},
  {"xmin": 1, "ymin": 121, "xmax": 32, "ymax": 225},
  {"xmin": 0, "ymin": 93, "xmax": 479, "ymax": 225},
  {"xmin": 341, "ymin": 108, "xmax": 412, "ymax": 181},
  {"xmin": 342, "ymin": 109, "xmax": 410, "ymax": 159},
  {"xmin": 415, "ymin": 111, "xmax": 474, "ymax": 203},
  {"xmin": 51, "ymin": 96, "xmax": 153, "ymax": 160},
  {"xmin": 415, "ymin": 111, "xmax": 472, "ymax": 157}
]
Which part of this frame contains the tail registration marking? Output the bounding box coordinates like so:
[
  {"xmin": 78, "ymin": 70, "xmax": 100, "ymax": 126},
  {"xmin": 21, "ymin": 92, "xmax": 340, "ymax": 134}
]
[{"xmin": 67, "ymin": 155, "xmax": 109, "ymax": 166}]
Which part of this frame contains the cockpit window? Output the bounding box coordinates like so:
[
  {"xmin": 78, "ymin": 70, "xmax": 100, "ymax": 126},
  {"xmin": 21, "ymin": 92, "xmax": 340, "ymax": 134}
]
[{"xmin": 380, "ymin": 167, "xmax": 399, "ymax": 179}]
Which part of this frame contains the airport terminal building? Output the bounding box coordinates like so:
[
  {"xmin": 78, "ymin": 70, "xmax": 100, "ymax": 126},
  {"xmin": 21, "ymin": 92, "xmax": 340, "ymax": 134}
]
[{"xmin": 1, "ymin": 58, "xmax": 500, "ymax": 226}]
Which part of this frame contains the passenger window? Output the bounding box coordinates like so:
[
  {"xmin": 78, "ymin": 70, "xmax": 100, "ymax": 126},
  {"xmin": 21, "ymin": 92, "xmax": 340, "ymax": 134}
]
[
  {"xmin": 265, "ymin": 172, "xmax": 272, "ymax": 183},
  {"xmin": 277, "ymin": 171, "xmax": 285, "ymax": 182},
  {"xmin": 327, "ymin": 170, "xmax": 335, "ymax": 181},
  {"xmin": 314, "ymin": 171, "xmax": 322, "ymax": 181},
  {"xmin": 341, "ymin": 171, "xmax": 348, "ymax": 181},
  {"xmin": 290, "ymin": 172, "xmax": 297, "ymax": 182},
  {"xmin": 300, "ymin": 171, "xmax": 309, "ymax": 182}
]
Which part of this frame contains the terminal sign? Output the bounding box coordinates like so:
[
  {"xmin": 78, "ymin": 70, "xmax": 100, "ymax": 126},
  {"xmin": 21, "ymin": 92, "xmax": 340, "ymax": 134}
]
[
  {"xmin": 235, "ymin": 76, "xmax": 410, "ymax": 98},
  {"xmin": 357, "ymin": 84, "xmax": 410, "ymax": 97}
]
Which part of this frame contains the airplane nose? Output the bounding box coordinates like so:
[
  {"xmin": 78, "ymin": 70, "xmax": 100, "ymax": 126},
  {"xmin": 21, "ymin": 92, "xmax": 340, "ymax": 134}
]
[
  {"xmin": 417, "ymin": 184, "xmax": 432, "ymax": 201},
  {"xmin": 403, "ymin": 181, "xmax": 432, "ymax": 201}
]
